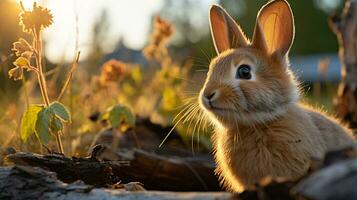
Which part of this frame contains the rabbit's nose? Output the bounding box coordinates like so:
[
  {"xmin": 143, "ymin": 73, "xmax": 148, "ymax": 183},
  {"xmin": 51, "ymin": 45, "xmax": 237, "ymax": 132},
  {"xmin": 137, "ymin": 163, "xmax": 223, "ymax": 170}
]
[{"xmin": 205, "ymin": 91, "xmax": 217, "ymax": 101}]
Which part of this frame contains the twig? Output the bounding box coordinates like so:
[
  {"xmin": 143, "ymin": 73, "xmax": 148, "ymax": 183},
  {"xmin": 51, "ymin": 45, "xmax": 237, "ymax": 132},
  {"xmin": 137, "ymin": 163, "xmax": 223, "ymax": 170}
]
[
  {"xmin": 44, "ymin": 66, "xmax": 60, "ymax": 76},
  {"xmin": 33, "ymin": 27, "xmax": 61, "ymax": 153},
  {"xmin": 21, "ymin": 76, "xmax": 29, "ymax": 109},
  {"xmin": 57, "ymin": 51, "xmax": 80, "ymax": 101},
  {"xmin": 33, "ymin": 29, "xmax": 50, "ymax": 106},
  {"xmin": 55, "ymin": 131, "xmax": 64, "ymax": 154},
  {"xmin": 27, "ymin": 65, "xmax": 40, "ymax": 73}
]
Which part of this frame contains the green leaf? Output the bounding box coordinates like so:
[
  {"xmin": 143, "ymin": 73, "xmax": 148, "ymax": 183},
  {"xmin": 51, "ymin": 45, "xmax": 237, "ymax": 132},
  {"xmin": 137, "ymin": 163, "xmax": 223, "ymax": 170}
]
[
  {"xmin": 49, "ymin": 101, "xmax": 71, "ymax": 122},
  {"xmin": 21, "ymin": 104, "xmax": 44, "ymax": 142},
  {"xmin": 50, "ymin": 117, "xmax": 63, "ymax": 133},
  {"xmin": 108, "ymin": 105, "xmax": 135, "ymax": 128},
  {"xmin": 35, "ymin": 108, "xmax": 52, "ymax": 144}
]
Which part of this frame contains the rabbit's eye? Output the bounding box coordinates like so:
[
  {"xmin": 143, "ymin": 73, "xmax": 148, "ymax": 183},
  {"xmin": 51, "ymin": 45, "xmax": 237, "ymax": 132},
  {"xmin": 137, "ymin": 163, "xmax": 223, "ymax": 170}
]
[{"xmin": 236, "ymin": 64, "xmax": 251, "ymax": 79}]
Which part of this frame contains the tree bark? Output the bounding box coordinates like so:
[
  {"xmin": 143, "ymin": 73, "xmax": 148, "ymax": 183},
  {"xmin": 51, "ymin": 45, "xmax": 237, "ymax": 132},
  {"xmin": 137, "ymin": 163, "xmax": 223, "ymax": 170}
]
[
  {"xmin": 0, "ymin": 166, "xmax": 234, "ymax": 200},
  {"xmin": 330, "ymin": 0, "xmax": 357, "ymax": 128},
  {"xmin": 6, "ymin": 147, "xmax": 221, "ymax": 191},
  {"xmin": 3, "ymin": 149, "xmax": 357, "ymax": 200}
]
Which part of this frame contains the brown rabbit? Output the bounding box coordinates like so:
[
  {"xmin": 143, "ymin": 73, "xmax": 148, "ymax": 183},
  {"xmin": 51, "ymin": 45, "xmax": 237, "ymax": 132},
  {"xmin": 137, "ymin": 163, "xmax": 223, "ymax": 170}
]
[{"xmin": 199, "ymin": 0, "xmax": 356, "ymax": 192}]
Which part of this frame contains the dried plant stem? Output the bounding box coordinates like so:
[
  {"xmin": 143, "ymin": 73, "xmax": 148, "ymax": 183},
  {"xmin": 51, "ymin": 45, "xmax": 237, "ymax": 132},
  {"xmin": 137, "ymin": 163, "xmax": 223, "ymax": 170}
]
[
  {"xmin": 57, "ymin": 51, "xmax": 80, "ymax": 101},
  {"xmin": 22, "ymin": 76, "xmax": 29, "ymax": 109},
  {"xmin": 34, "ymin": 31, "xmax": 50, "ymax": 106},
  {"xmin": 56, "ymin": 131, "xmax": 64, "ymax": 154},
  {"xmin": 36, "ymin": 133, "xmax": 44, "ymax": 155},
  {"xmin": 33, "ymin": 30, "xmax": 64, "ymax": 154},
  {"xmin": 56, "ymin": 51, "xmax": 80, "ymax": 154}
]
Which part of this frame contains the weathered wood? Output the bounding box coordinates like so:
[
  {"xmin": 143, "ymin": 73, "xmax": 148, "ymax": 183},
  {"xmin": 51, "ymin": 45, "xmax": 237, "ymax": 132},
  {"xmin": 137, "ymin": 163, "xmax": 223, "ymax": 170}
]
[
  {"xmin": 6, "ymin": 151, "xmax": 128, "ymax": 187},
  {"xmin": 6, "ymin": 146, "xmax": 221, "ymax": 191},
  {"xmin": 111, "ymin": 148, "xmax": 221, "ymax": 191},
  {"xmin": 293, "ymin": 158, "xmax": 357, "ymax": 200},
  {"xmin": 330, "ymin": 0, "xmax": 357, "ymax": 128},
  {"xmin": 0, "ymin": 166, "xmax": 235, "ymax": 200},
  {"xmin": 4, "ymin": 148, "xmax": 357, "ymax": 199}
]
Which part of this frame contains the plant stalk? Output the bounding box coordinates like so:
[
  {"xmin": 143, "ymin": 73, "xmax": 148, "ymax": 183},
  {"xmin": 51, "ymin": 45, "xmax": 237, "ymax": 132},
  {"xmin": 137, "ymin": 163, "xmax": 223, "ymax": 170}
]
[
  {"xmin": 55, "ymin": 132, "xmax": 64, "ymax": 154},
  {"xmin": 22, "ymin": 76, "xmax": 29, "ymax": 109},
  {"xmin": 34, "ymin": 29, "xmax": 64, "ymax": 154},
  {"xmin": 34, "ymin": 30, "xmax": 50, "ymax": 106}
]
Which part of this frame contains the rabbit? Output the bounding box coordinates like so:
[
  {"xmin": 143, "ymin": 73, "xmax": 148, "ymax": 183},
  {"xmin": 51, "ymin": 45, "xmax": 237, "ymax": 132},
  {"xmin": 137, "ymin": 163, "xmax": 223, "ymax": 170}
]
[{"xmin": 199, "ymin": 0, "xmax": 356, "ymax": 192}]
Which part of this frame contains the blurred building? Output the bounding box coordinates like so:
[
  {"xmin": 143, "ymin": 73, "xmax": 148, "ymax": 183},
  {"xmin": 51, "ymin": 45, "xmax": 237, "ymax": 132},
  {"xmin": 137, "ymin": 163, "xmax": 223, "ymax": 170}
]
[
  {"xmin": 290, "ymin": 54, "xmax": 340, "ymax": 83},
  {"xmin": 101, "ymin": 40, "xmax": 147, "ymax": 67}
]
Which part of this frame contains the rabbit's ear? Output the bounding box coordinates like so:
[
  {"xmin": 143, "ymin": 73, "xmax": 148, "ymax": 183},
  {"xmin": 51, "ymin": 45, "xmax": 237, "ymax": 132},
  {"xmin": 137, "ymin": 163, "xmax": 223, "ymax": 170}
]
[
  {"xmin": 252, "ymin": 0, "xmax": 294, "ymax": 57},
  {"xmin": 209, "ymin": 5, "xmax": 248, "ymax": 54}
]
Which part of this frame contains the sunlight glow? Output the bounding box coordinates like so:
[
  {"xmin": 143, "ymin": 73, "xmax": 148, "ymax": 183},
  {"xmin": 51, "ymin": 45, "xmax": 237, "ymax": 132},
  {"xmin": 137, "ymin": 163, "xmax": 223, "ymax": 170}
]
[
  {"xmin": 11, "ymin": 0, "xmax": 218, "ymax": 63},
  {"xmin": 18, "ymin": 0, "xmax": 37, "ymax": 9},
  {"xmin": 13, "ymin": 0, "xmax": 164, "ymax": 62}
]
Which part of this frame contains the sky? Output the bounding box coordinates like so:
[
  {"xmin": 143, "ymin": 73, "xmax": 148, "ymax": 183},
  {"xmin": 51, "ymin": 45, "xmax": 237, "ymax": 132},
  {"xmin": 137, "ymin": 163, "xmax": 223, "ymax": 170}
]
[
  {"xmin": 16, "ymin": 0, "xmax": 339, "ymax": 63},
  {"xmin": 18, "ymin": 0, "xmax": 165, "ymax": 62}
]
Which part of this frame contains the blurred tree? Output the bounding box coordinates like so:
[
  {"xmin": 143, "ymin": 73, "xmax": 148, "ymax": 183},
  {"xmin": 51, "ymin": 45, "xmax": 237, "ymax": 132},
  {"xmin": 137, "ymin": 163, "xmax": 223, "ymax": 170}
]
[
  {"xmin": 151, "ymin": 0, "xmax": 347, "ymax": 85},
  {"xmin": 0, "ymin": 0, "xmax": 22, "ymax": 101},
  {"xmin": 157, "ymin": 0, "xmax": 344, "ymax": 58},
  {"xmin": 0, "ymin": 0, "xmax": 21, "ymax": 55},
  {"xmin": 86, "ymin": 10, "xmax": 110, "ymax": 74},
  {"xmin": 219, "ymin": 0, "xmax": 342, "ymax": 55},
  {"xmin": 330, "ymin": 1, "xmax": 357, "ymax": 128},
  {"xmin": 158, "ymin": 0, "xmax": 209, "ymax": 46}
]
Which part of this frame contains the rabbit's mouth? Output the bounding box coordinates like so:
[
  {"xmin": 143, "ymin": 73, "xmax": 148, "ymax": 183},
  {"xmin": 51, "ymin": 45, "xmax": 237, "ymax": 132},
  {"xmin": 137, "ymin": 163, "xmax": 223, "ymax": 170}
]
[
  {"xmin": 199, "ymin": 92, "xmax": 237, "ymax": 117},
  {"xmin": 205, "ymin": 102, "xmax": 236, "ymax": 115}
]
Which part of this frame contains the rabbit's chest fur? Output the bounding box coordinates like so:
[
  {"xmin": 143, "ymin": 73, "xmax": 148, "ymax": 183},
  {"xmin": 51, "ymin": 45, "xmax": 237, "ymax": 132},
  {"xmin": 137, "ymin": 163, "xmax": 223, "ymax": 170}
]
[{"xmin": 212, "ymin": 105, "xmax": 336, "ymax": 192}]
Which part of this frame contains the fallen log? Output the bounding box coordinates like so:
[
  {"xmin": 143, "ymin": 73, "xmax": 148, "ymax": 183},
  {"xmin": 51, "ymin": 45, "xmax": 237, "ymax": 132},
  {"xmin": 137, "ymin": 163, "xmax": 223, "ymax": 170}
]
[
  {"xmin": 3, "ymin": 149, "xmax": 357, "ymax": 200},
  {"xmin": 0, "ymin": 166, "xmax": 234, "ymax": 200},
  {"xmin": 111, "ymin": 148, "xmax": 220, "ymax": 191},
  {"xmin": 6, "ymin": 146, "xmax": 221, "ymax": 191},
  {"xmin": 0, "ymin": 149, "xmax": 357, "ymax": 200},
  {"xmin": 5, "ymin": 151, "xmax": 127, "ymax": 187}
]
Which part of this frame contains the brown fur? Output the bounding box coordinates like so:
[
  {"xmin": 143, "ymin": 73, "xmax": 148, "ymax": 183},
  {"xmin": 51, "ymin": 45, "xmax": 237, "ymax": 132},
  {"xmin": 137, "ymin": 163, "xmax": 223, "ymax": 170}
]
[
  {"xmin": 200, "ymin": 0, "xmax": 356, "ymax": 192},
  {"xmin": 211, "ymin": 104, "xmax": 355, "ymax": 192}
]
